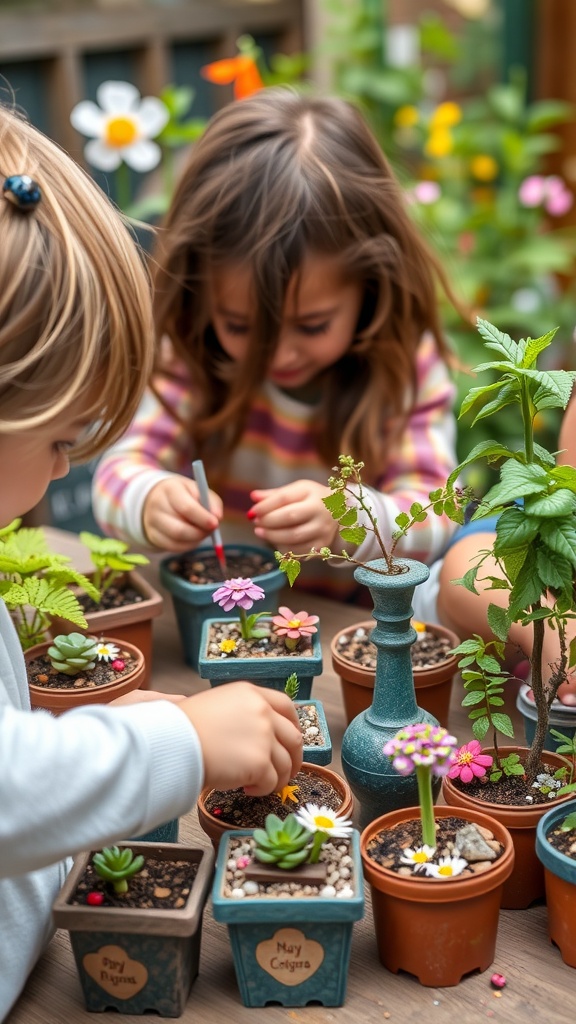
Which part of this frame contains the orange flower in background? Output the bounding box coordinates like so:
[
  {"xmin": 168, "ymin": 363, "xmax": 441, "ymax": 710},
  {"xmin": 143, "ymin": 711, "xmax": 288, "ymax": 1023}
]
[{"xmin": 201, "ymin": 55, "xmax": 264, "ymax": 100}]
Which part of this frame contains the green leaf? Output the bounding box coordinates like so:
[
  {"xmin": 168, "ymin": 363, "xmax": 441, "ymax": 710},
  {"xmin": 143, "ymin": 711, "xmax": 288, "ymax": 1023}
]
[
  {"xmin": 540, "ymin": 519, "xmax": 576, "ymax": 569},
  {"xmin": 482, "ymin": 460, "xmax": 549, "ymax": 507},
  {"xmin": 522, "ymin": 329, "xmax": 558, "ymax": 368},
  {"xmin": 339, "ymin": 526, "xmax": 366, "ymax": 545},
  {"xmin": 476, "ymin": 317, "xmax": 519, "ymax": 361},
  {"xmin": 524, "ymin": 488, "xmax": 576, "ymax": 518},
  {"xmin": 491, "ymin": 713, "xmax": 515, "ymax": 738},
  {"xmin": 338, "ymin": 508, "xmax": 358, "ymax": 527},
  {"xmin": 536, "ymin": 547, "xmax": 572, "ymax": 591},
  {"xmin": 275, "ymin": 554, "xmax": 301, "ymax": 587},
  {"xmin": 472, "ymin": 718, "xmax": 490, "ymax": 741},
  {"xmin": 494, "ymin": 507, "xmax": 539, "ymax": 552},
  {"xmin": 462, "ymin": 691, "xmax": 485, "ymax": 706},
  {"xmin": 323, "ymin": 492, "xmax": 347, "ymax": 518},
  {"xmin": 447, "ymin": 441, "xmax": 516, "ymax": 489}
]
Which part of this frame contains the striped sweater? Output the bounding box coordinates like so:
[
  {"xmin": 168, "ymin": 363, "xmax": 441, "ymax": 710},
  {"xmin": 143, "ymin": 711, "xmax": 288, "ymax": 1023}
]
[{"xmin": 92, "ymin": 333, "xmax": 458, "ymax": 602}]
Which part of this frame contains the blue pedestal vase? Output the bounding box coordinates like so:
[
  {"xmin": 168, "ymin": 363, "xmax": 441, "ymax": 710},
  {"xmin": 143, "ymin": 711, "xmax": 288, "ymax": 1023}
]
[
  {"xmin": 341, "ymin": 558, "xmax": 440, "ymax": 830},
  {"xmin": 159, "ymin": 544, "xmax": 285, "ymax": 671},
  {"xmin": 212, "ymin": 829, "xmax": 364, "ymax": 1007},
  {"xmin": 536, "ymin": 799, "xmax": 576, "ymax": 968},
  {"xmin": 296, "ymin": 698, "xmax": 332, "ymax": 766},
  {"xmin": 198, "ymin": 618, "xmax": 323, "ymax": 700},
  {"xmin": 52, "ymin": 843, "xmax": 214, "ymax": 1016}
]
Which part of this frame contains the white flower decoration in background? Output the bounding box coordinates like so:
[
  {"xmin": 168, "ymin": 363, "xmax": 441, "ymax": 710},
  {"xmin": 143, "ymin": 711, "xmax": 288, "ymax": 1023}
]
[
  {"xmin": 424, "ymin": 855, "xmax": 468, "ymax": 879},
  {"xmin": 96, "ymin": 641, "xmax": 120, "ymax": 662},
  {"xmin": 400, "ymin": 845, "xmax": 436, "ymax": 870},
  {"xmin": 70, "ymin": 81, "xmax": 169, "ymax": 172}
]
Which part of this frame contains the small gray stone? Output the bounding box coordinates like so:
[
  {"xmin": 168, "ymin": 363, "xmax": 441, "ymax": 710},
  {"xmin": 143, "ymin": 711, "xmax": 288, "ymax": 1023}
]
[{"xmin": 454, "ymin": 824, "xmax": 497, "ymax": 862}]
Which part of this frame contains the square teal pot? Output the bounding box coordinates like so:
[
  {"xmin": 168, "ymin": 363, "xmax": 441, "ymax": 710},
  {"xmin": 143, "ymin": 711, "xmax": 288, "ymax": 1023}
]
[
  {"xmin": 159, "ymin": 544, "xmax": 286, "ymax": 671},
  {"xmin": 212, "ymin": 829, "xmax": 364, "ymax": 1007},
  {"xmin": 296, "ymin": 699, "xmax": 332, "ymax": 766},
  {"xmin": 52, "ymin": 843, "xmax": 214, "ymax": 1016},
  {"xmin": 198, "ymin": 618, "xmax": 323, "ymax": 700}
]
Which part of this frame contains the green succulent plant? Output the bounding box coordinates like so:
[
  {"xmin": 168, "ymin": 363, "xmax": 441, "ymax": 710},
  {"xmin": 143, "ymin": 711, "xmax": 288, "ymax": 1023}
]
[
  {"xmin": 252, "ymin": 813, "xmax": 311, "ymax": 870},
  {"xmin": 0, "ymin": 520, "xmax": 100, "ymax": 650},
  {"xmin": 92, "ymin": 846, "xmax": 145, "ymax": 894},
  {"xmin": 284, "ymin": 673, "xmax": 300, "ymax": 700},
  {"xmin": 79, "ymin": 531, "xmax": 149, "ymax": 595},
  {"xmin": 47, "ymin": 632, "xmax": 99, "ymax": 675}
]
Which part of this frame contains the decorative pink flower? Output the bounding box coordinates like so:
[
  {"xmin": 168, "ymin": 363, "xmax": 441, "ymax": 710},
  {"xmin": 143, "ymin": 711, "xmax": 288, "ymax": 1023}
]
[
  {"xmin": 413, "ymin": 180, "xmax": 441, "ymax": 204},
  {"xmin": 383, "ymin": 723, "xmax": 458, "ymax": 777},
  {"xmin": 519, "ymin": 175, "xmax": 546, "ymax": 207},
  {"xmin": 544, "ymin": 176, "xmax": 573, "ymax": 216},
  {"xmin": 448, "ymin": 740, "xmax": 493, "ymax": 784},
  {"xmin": 212, "ymin": 577, "xmax": 265, "ymax": 612},
  {"xmin": 271, "ymin": 607, "xmax": 319, "ymax": 640}
]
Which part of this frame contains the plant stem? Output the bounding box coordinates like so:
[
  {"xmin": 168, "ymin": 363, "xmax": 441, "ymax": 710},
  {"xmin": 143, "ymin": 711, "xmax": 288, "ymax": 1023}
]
[
  {"xmin": 239, "ymin": 607, "xmax": 250, "ymax": 641},
  {"xmin": 415, "ymin": 765, "xmax": 436, "ymax": 848},
  {"xmin": 114, "ymin": 162, "xmax": 131, "ymax": 212},
  {"xmin": 308, "ymin": 831, "xmax": 326, "ymax": 863}
]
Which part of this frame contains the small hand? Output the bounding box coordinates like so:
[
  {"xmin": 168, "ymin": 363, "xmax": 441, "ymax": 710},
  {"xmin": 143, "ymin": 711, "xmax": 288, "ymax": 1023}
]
[
  {"xmin": 248, "ymin": 480, "xmax": 339, "ymax": 553},
  {"xmin": 180, "ymin": 683, "xmax": 303, "ymax": 794},
  {"xmin": 143, "ymin": 476, "xmax": 223, "ymax": 551},
  {"xmin": 110, "ymin": 690, "xmax": 187, "ymax": 707}
]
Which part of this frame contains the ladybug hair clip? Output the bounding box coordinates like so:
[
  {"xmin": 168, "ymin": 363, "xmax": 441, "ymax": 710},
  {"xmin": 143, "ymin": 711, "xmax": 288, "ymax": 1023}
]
[{"xmin": 2, "ymin": 174, "xmax": 42, "ymax": 211}]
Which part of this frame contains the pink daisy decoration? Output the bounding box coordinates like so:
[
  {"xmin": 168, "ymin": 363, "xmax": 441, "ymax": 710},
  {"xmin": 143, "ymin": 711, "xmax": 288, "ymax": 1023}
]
[
  {"xmin": 448, "ymin": 740, "xmax": 493, "ymax": 784},
  {"xmin": 271, "ymin": 606, "xmax": 319, "ymax": 651},
  {"xmin": 212, "ymin": 577, "xmax": 265, "ymax": 613}
]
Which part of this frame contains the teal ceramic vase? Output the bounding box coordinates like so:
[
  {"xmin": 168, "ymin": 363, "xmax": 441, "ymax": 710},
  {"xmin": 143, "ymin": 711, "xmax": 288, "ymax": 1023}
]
[{"xmin": 341, "ymin": 558, "xmax": 440, "ymax": 829}]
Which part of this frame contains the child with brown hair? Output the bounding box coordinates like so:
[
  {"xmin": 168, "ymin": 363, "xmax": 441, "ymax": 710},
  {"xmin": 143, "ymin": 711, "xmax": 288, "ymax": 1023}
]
[
  {"xmin": 0, "ymin": 105, "xmax": 301, "ymax": 1018},
  {"xmin": 93, "ymin": 87, "xmax": 464, "ymax": 610}
]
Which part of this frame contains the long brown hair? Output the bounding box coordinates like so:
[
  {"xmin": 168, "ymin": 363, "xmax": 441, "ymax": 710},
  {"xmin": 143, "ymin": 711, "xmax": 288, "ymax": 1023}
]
[
  {"xmin": 153, "ymin": 87, "xmax": 462, "ymax": 482},
  {"xmin": 0, "ymin": 105, "xmax": 153, "ymax": 461}
]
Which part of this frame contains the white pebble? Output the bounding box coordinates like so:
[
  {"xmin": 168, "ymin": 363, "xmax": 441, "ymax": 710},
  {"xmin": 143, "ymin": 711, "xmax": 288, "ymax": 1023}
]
[
  {"xmin": 231, "ymin": 888, "xmax": 245, "ymax": 899},
  {"xmin": 354, "ymin": 628, "xmax": 366, "ymax": 639},
  {"xmin": 337, "ymin": 886, "xmax": 354, "ymax": 899},
  {"xmin": 227, "ymin": 859, "xmax": 237, "ymax": 871},
  {"xmin": 320, "ymin": 885, "xmax": 337, "ymax": 898},
  {"xmin": 306, "ymin": 727, "xmax": 319, "ymax": 737},
  {"xmin": 242, "ymin": 881, "xmax": 259, "ymax": 895},
  {"xmin": 339, "ymin": 867, "xmax": 351, "ymax": 879}
]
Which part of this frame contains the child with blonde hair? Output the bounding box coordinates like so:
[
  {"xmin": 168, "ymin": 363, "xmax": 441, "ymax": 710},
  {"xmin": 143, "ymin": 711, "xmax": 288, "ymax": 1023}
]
[
  {"xmin": 0, "ymin": 105, "xmax": 301, "ymax": 1018},
  {"xmin": 93, "ymin": 87, "xmax": 463, "ymax": 613}
]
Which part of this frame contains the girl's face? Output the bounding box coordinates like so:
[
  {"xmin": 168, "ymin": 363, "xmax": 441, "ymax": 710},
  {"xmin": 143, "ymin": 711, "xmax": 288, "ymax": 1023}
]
[
  {"xmin": 208, "ymin": 252, "xmax": 364, "ymax": 390},
  {"xmin": 0, "ymin": 401, "xmax": 92, "ymax": 528}
]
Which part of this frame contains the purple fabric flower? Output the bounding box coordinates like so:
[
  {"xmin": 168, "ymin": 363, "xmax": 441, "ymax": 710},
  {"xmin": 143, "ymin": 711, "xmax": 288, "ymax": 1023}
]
[
  {"xmin": 383, "ymin": 723, "xmax": 458, "ymax": 777},
  {"xmin": 212, "ymin": 577, "xmax": 265, "ymax": 612}
]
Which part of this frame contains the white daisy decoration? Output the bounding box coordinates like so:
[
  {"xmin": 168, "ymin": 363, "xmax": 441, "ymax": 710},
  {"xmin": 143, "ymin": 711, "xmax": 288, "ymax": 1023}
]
[
  {"xmin": 96, "ymin": 641, "xmax": 121, "ymax": 662},
  {"xmin": 294, "ymin": 804, "xmax": 353, "ymax": 838},
  {"xmin": 400, "ymin": 845, "xmax": 436, "ymax": 870},
  {"xmin": 70, "ymin": 80, "xmax": 169, "ymax": 172},
  {"xmin": 424, "ymin": 855, "xmax": 468, "ymax": 879}
]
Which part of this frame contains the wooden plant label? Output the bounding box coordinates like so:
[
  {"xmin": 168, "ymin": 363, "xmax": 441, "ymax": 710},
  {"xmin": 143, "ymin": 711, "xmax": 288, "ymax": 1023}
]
[
  {"xmin": 83, "ymin": 944, "xmax": 148, "ymax": 999},
  {"xmin": 243, "ymin": 861, "xmax": 327, "ymax": 885},
  {"xmin": 255, "ymin": 927, "xmax": 324, "ymax": 986}
]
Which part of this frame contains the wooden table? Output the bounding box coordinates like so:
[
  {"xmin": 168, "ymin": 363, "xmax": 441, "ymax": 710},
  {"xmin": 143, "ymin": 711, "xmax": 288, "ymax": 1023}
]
[{"xmin": 7, "ymin": 566, "xmax": 573, "ymax": 1024}]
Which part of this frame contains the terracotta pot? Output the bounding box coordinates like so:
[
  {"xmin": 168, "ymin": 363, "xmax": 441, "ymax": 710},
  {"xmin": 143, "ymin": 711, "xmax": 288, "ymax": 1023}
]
[
  {"xmin": 361, "ymin": 805, "xmax": 515, "ymax": 987},
  {"xmin": 50, "ymin": 570, "xmax": 163, "ymax": 689},
  {"xmin": 52, "ymin": 842, "xmax": 214, "ymax": 1015},
  {"xmin": 442, "ymin": 746, "xmax": 573, "ymax": 909},
  {"xmin": 197, "ymin": 763, "xmax": 354, "ymax": 852},
  {"xmin": 332, "ymin": 619, "xmax": 460, "ymax": 728},
  {"xmin": 26, "ymin": 636, "xmax": 145, "ymax": 715}
]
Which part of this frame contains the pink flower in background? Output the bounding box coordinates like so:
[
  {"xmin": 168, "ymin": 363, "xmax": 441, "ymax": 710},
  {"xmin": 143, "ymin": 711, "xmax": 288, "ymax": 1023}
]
[
  {"xmin": 519, "ymin": 174, "xmax": 573, "ymax": 216},
  {"xmin": 413, "ymin": 180, "xmax": 441, "ymax": 204},
  {"xmin": 519, "ymin": 175, "xmax": 546, "ymax": 207},
  {"xmin": 212, "ymin": 577, "xmax": 265, "ymax": 612},
  {"xmin": 272, "ymin": 607, "xmax": 319, "ymax": 640},
  {"xmin": 448, "ymin": 740, "xmax": 493, "ymax": 783}
]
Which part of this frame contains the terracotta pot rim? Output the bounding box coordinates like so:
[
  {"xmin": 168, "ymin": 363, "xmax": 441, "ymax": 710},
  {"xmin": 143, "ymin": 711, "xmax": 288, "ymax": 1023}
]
[
  {"xmin": 330, "ymin": 620, "xmax": 460, "ymax": 683},
  {"xmin": 26, "ymin": 636, "xmax": 145, "ymax": 698},
  {"xmin": 360, "ymin": 804, "xmax": 515, "ymax": 901},
  {"xmin": 442, "ymin": 746, "xmax": 573, "ymax": 822}
]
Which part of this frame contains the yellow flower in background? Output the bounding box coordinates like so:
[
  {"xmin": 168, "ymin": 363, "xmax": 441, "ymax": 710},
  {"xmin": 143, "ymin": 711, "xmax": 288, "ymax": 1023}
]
[
  {"xmin": 430, "ymin": 102, "xmax": 462, "ymax": 129},
  {"xmin": 394, "ymin": 105, "xmax": 420, "ymax": 128},
  {"xmin": 470, "ymin": 155, "xmax": 499, "ymax": 181},
  {"xmin": 425, "ymin": 128, "xmax": 454, "ymax": 159}
]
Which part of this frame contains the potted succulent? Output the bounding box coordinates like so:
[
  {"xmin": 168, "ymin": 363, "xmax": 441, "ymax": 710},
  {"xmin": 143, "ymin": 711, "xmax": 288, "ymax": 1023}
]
[
  {"xmin": 536, "ymin": 800, "xmax": 576, "ymax": 968},
  {"xmin": 0, "ymin": 519, "xmax": 99, "ymax": 651},
  {"xmin": 276, "ymin": 455, "xmax": 469, "ymax": 827},
  {"xmin": 331, "ymin": 617, "xmax": 460, "ymax": 728},
  {"xmin": 197, "ymin": 762, "xmax": 354, "ymax": 853},
  {"xmin": 25, "ymin": 632, "xmax": 145, "ymax": 714},
  {"xmin": 159, "ymin": 542, "xmax": 286, "ymax": 671},
  {"xmin": 197, "ymin": 582, "xmax": 322, "ymax": 699},
  {"xmin": 211, "ymin": 804, "xmax": 364, "ymax": 1007},
  {"xmin": 438, "ymin": 320, "xmax": 576, "ymax": 908},
  {"xmin": 52, "ymin": 841, "xmax": 214, "ymax": 1016},
  {"xmin": 285, "ymin": 672, "xmax": 332, "ymax": 767},
  {"xmin": 51, "ymin": 531, "xmax": 163, "ymax": 688},
  {"xmin": 361, "ymin": 723, "xmax": 515, "ymax": 987}
]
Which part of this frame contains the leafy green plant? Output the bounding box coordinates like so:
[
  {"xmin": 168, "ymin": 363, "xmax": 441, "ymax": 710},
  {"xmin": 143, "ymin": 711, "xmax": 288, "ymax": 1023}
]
[
  {"xmin": 284, "ymin": 672, "xmax": 300, "ymax": 700},
  {"xmin": 276, "ymin": 454, "xmax": 470, "ymax": 584},
  {"xmin": 92, "ymin": 846, "xmax": 145, "ymax": 895},
  {"xmin": 551, "ymin": 728, "xmax": 576, "ymax": 797},
  {"xmin": 453, "ymin": 634, "xmax": 514, "ymax": 774},
  {"xmin": 443, "ymin": 317, "xmax": 576, "ymax": 782},
  {"xmin": 253, "ymin": 813, "xmax": 311, "ymax": 869},
  {"xmin": 79, "ymin": 531, "xmax": 149, "ymax": 596},
  {"xmin": 0, "ymin": 520, "xmax": 99, "ymax": 650},
  {"xmin": 47, "ymin": 633, "xmax": 99, "ymax": 675},
  {"xmin": 559, "ymin": 811, "xmax": 576, "ymax": 832}
]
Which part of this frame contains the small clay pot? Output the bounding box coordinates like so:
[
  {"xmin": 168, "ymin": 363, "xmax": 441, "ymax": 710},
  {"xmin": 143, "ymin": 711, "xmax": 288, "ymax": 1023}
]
[
  {"xmin": 197, "ymin": 763, "xmax": 354, "ymax": 851},
  {"xmin": 442, "ymin": 746, "xmax": 573, "ymax": 909},
  {"xmin": 361, "ymin": 804, "xmax": 515, "ymax": 987},
  {"xmin": 331, "ymin": 620, "xmax": 460, "ymax": 727},
  {"xmin": 25, "ymin": 636, "xmax": 145, "ymax": 715}
]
